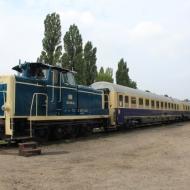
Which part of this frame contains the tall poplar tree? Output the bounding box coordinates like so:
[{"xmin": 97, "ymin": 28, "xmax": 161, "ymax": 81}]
[
  {"xmin": 62, "ymin": 24, "xmax": 84, "ymax": 84},
  {"xmin": 39, "ymin": 13, "xmax": 62, "ymax": 65},
  {"xmin": 84, "ymin": 41, "xmax": 97, "ymax": 85},
  {"xmin": 96, "ymin": 67, "xmax": 114, "ymax": 83},
  {"xmin": 116, "ymin": 58, "xmax": 137, "ymax": 89}
]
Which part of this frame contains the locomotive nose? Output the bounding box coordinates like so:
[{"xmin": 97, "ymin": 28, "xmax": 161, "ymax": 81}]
[
  {"xmin": 0, "ymin": 83, "xmax": 7, "ymax": 116},
  {"xmin": 0, "ymin": 83, "xmax": 7, "ymax": 139}
]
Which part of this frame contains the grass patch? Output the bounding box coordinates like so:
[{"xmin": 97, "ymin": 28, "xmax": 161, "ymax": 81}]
[{"xmin": 0, "ymin": 140, "xmax": 7, "ymax": 145}]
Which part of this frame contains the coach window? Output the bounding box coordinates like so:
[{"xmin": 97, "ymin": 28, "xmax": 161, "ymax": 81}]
[
  {"xmin": 156, "ymin": 101, "xmax": 159, "ymax": 109},
  {"xmin": 151, "ymin": 100, "xmax": 155, "ymax": 109},
  {"xmin": 131, "ymin": 97, "xmax": 136, "ymax": 108},
  {"xmin": 161, "ymin": 102, "xmax": 164, "ymax": 109},
  {"xmin": 165, "ymin": 102, "xmax": 167, "ymax": 109},
  {"xmin": 125, "ymin": 96, "xmax": 129, "ymax": 107},
  {"xmin": 139, "ymin": 98, "xmax": 144, "ymax": 108},
  {"xmin": 118, "ymin": 95, "xmax": 123, "ymax": 107},
  {"xmin": 145, "ymin": 99, "xmax": 150, "ymax": 108}
]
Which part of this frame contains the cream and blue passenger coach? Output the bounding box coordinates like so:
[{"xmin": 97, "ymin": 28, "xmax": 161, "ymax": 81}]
[
  {"xmin": 0, "ymin": 62, "xmax": 109, "ymax": 140},
  {"xmin": 92, "ymin": 82, "xmax": 190, "ymax": 127}
]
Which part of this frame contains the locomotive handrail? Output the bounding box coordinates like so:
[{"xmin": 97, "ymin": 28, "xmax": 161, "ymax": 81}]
[{"xmin": 29, "ymin": 93, "xmax": 48, "ymax": 137}]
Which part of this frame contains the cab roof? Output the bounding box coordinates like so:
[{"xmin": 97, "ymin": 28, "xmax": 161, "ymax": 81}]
[{"xmin": 12, "ymin": 62, "xmax": 72, "ymax": 73}]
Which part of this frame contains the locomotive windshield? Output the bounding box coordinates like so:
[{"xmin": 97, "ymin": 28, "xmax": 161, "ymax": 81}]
[
  {"xmin": 27, "ymin": 65, "xmax": 48, "ymax": 80},
  {"xmin": 13, "ymin": 62, "xmax": 49, "ymax": 80}
]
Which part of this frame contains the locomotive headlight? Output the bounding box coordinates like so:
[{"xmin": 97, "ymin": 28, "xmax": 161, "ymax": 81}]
[
  {"xmin": 1, "ymin": 105, "xmax": 5, "ymax": 111},
  {"xmin": 1, "ymin": 104, "xmax": 10, "ymax": 112}
]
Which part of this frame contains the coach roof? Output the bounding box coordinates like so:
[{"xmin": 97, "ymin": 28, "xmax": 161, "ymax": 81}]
[{"xmin": 91, "ymin": 81, "xmax": 181, "ymax": 103}]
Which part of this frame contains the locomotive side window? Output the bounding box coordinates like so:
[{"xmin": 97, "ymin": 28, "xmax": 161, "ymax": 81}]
[
  {"xmin": 67, "ymin": 72, "xmax": 76, "ymax": 86},
  {"xmin": 62, "ymin": 72, "xmax": 76, "ymax": 86},
  {"xmin": 52, "ymin": 70, "xmax": 59, "ymax": 85},
  {"xmin": 151, "ymin": 100, "xmax": 155, "ymax": 108},
  {"xmin": 118, "ymin": 95, "xmax": 123, "ymax": 107},
  {"xmin": 125, "ymin": 96, "xmax": 129, "ymax": 107}
]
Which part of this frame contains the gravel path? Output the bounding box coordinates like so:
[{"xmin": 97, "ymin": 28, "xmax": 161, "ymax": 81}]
[{"xmin": 1, "ymin": 122, "xmax": 190, "ymax": 190}]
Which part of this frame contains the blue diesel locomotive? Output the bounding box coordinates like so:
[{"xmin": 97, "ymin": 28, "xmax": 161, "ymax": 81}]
[{"xmin": 0, "ymin": 62, "xmax": 109, "ymax": 140}]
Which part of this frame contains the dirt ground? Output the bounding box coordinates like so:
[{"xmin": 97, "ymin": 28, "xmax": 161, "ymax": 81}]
[{"xmin": 1, "ymin": 122, "xmax": 190, "ymax": 190}]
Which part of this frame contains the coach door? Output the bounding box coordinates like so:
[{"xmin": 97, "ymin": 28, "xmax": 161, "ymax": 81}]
[{"xmin": 104, "ymin": 93, "xmax": 109, "ymax": 109}]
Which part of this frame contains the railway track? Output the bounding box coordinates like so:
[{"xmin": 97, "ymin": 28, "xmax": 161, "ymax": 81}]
[{"xmin": 0, "ymin": 121, "xmax": 187, "ymax": 149}]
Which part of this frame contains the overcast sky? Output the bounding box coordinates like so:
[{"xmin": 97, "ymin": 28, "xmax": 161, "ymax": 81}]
[{"xmin": 0, "ymin": 0, "xmax": 189, "ymax": 100}]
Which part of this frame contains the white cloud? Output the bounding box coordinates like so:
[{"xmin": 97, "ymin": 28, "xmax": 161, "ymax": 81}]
[
  {"xmin": 60, "ymin": 10, "xmax": 95, "ymax": 25},
  {"xmin": 128, "ymin": 21, "xmax": 166, "ymax": 42}
]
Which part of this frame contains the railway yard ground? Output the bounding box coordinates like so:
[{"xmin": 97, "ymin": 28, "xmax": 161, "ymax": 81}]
[{"xmin": 1, "ymin": 122, "xmax": 190, "ymax": 190}]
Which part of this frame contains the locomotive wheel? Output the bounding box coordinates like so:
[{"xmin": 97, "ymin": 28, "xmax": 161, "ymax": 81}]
[
  {"xmin": 53, "ymin": 127, "xmax": 64, "ymax": 140},
  {"xmin": 65, "ymin": 126, "xmax": 79, "ymax": 138},
  {"xmin": 35, "ymin": 127, "xmax": 50, "ymax": 142},
  {"xmin": 79, "ymin": 126, "xmax": 93, "ymax": 137}
]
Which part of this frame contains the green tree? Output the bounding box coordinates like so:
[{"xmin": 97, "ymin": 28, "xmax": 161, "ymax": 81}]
[
  {"xmin": 39, "ymin": 13, "xmax": 62, "ymax": 65},
  {"xmin": 84, "ymin": 41, "xmax": 97, "ymax": 85},
  {"xmin": 96, "ymin": 67, "xmax": 114, "ymax": 83},
  {"xmin": 116, "ymin": 58, "xmax": 137, "ymax": 89},
  {"xmin": 62, "ymin": 24, "xmax": 85, "ymax": 84}
]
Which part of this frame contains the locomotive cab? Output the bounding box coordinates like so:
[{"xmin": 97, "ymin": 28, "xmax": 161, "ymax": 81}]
[{"xmin": 13, "ymin": 62, "xmax": 76, "ymax": 86}]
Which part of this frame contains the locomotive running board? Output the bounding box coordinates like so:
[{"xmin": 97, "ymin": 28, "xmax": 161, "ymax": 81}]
[{"xmin": 27, "ymin": 115, "xmax": 109, "ymax": 121}]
